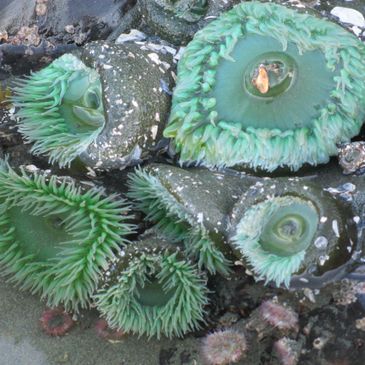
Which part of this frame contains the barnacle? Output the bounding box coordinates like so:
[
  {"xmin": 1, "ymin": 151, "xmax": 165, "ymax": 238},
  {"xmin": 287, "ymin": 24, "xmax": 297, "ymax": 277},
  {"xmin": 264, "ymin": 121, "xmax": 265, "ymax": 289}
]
[
  {"xmin": 0, "ymin": 160, "xmax": 132, "ymax": 311},
  {"xmin": 164, "ymin": 1, "xmax": 365, "ymax": 171},
  {"xmin": 13, "ymin": 42, "xmax": 173, "ymax": 169},
  {"xmin": 94, "ymin": 232, "xmax": 208, "ymax": 338},
  {"xmin": 127, "ymin": 163, "xmax": 251, "ymax": 276},
  {"xmin": 13, "ymin": 53, "xmax": 105, "ymax": 167},
  {"xmin": 229, "ymin": 179, "xmax": 357, "ymax": 287}
]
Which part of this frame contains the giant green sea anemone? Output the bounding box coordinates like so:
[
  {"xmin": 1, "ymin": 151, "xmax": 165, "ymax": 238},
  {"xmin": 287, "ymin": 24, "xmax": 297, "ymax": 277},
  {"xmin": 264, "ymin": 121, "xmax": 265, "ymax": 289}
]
[
  {"xmin": 0, "ymin": 160, "xmax": 132, "ymax": 311},
  {"xmin": 94, "ymin": 232, "xmax": 208, "ymax": 338},
  {"xmin": 229, "ymin": 179, "xmax": 357, "ymax": 287},
  {"xmin": 127, "ymin": 163, "xmax": 252, "ymax": 276},
  {"xmin": 13, "ymin": 53, "xmax": 105, "ymax": 167},
  {"xmin": 13, "ymin": 42, "xmax": 173, "ymax": 169},
  {"xmin": 164, "ymin": 1, "xmax": 365, "ymax": 171}
]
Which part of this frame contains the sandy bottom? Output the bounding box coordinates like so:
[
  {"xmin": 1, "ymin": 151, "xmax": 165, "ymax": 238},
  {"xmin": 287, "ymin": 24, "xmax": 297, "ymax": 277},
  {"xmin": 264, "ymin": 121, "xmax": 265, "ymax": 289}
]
[{"xmin": 0, "ymin": 280, "xmax": 201, "ymax": 365}]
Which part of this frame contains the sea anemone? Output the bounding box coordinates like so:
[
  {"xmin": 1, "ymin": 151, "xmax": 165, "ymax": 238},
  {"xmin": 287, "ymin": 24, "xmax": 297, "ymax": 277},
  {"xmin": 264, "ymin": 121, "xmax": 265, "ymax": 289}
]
[
  {"xmin": 246, "ymin": 299, "xmax": 299, "ymax": 340},
  {"xmin": 273, "ymin": 337, "xmax": 301, "ymax": 365},
  {"xmin": 39, "ymin": 307, "xmax": 75, "ymax": 337},
  {"xmin": 164, "ymin": 1, "xmax": 365, "ymax": 171},
  {"xmin": 0, "ymin": 160, "xmax": 132, "ymax": 311},
  {"xmin": 94, "ymin": 319, "xmax": 126, "ymax": 341},
  {"xmin": 127, "ymin": 163, "xmax": 252, "ymax": 276},
  {"xmin": 94, "ymin": 232, "xmax": 209, "ymax": 338},
  {"xmin": 13, "ymin": 53, "xmax": 105, "ymax": 167},
  {"xmin": 13, "ymin": 41, "xmax": 173, "ymax": 169},
  {"xmin": 201, "ymin": 329, "xmax": 247, "ymax": 365},
  {"xmin": 229, "ymin": 178, "xmax": 357, "ymax": 287},
  {"xmin": 258, "ymin": 300, "xmax": 299, "ymax": 333}
]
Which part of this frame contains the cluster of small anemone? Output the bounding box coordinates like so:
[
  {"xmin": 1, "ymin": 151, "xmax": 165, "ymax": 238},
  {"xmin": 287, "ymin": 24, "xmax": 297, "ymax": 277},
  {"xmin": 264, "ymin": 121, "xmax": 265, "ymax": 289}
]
[{"xmin": 3, "ymin": 0, "xmax": 365, "ymax": 342}]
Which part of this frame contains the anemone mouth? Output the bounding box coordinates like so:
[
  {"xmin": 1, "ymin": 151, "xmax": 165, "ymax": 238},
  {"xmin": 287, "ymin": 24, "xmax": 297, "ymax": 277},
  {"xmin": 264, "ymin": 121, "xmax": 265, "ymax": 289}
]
[
  {"xmin": 164, "ymin": 1, "xmax": 365, "ymax": 171},
  {"xmin": 0, "ymin": 160, "xmax": 132, "ymax": 311},
  {"xmin": 136, "ymin": 278, "xmax": 175, "ymax": 307},
  {"xmin": 12, "ymin": 53, "xmax": 106, "ymax": 167},
  {"xmin": 127, "ymin": 167, "xmax": 232, "ymax": 276},
  {"xmin": 259, "ymin": 200, "xmax": 319, "ymax": 257},
  {"xmin": 244, "ymin": 52, "xmax": 297, "ymax": 100},
  {"xmin": 94, "ymin": 241, "xmax": 208, "ymax": 338},
  {"xmin": 7, "ymin": 207, "xmax": 70, "ymax": 261}
]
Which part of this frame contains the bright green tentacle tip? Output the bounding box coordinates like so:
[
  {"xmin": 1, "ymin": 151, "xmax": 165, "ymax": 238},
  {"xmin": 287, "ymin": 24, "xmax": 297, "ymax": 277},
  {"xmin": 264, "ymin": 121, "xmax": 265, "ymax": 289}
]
[
  {"xmin": 94, "ymin": 234, "xmax": 209, "ymax": 339},
  {"xmin": 12, "ymin": 54, "xmax": 105, "ymax": 167},
  {"xmin": 0, "ymin": 159, "xmax": 133, "ymax": 311},
  {"xmin": 232, "ymin": 196, "xmax": 319, "ymax": 287},
  {"xmin": 164, "ymin": 1, "xmax": 365, "ymax": 171},
  {"xmin": 127, "ymin": 167, "xmax": 232, "ymax": 276}
]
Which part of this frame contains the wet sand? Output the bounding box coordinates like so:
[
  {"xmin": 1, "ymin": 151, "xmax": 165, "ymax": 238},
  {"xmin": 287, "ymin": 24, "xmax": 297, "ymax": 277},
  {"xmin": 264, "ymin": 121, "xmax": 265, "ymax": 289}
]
[{"xmin": 0, "ymin": 280, "xmax": 201, "ymax": 365}]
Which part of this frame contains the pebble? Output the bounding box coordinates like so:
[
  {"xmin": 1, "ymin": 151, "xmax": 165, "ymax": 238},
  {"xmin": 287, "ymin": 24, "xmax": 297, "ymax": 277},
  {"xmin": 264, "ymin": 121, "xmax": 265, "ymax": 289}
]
[
  {"xmin": 115, "ymin": 29, "xmax": 147, "ymax": 44},
  {"xmin": 330, "ymin": 7, "xmax": 365, "ymax": 28}
]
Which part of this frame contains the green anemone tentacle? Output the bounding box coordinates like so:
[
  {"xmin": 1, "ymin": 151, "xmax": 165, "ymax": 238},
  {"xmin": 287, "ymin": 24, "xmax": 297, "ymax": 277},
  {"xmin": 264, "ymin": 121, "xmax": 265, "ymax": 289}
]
[
  {"xmin": 94, "ymin": 234, "xmax": 209, "ymax": 338},
  {"xmin": 164, "ymin": 1, "xmax": 365, "ymax": 171},
  {"xmin": 127, "ymin": 167, "xmax": 233, "ymax": 276},
  {"xmin": 0, "ymin": 160, "xmax": 133, "ymax": 311},
  {"xmin": 12, "ymin": 54, "xmax": 105, "ymax": 167}
]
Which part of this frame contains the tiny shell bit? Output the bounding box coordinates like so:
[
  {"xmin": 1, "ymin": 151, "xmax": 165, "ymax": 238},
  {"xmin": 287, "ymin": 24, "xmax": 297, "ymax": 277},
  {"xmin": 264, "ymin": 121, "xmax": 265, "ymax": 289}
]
[
  {"xmin": 338, "ymin": 141, "xmax": 365, "ymax": 175},
  {"xmin": 13, "ymin": 41, "xmax": 173, "ymax": 170},
  {"xmin": 164, "ymin": 1, "xmax": 365, "ymax": 171}
]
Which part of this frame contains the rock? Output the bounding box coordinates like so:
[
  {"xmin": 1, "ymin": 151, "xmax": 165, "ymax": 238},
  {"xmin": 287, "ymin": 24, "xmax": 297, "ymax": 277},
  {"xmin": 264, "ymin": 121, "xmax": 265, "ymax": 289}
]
[{"xmin": 0, "ymin": 0, "xmax": 37, "ymax": 35}]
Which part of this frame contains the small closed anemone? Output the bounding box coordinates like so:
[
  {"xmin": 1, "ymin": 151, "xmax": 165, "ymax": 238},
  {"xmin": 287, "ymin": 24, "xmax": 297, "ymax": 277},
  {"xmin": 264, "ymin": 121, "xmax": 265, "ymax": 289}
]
[
  {"xmin": 0, "ymin": 160, "xmax": 132, "ymax": 311},
  {"xmin": 13, "ymin": 53, "xmax": 105, "ymax": 167},
  {"xmin": 94, "ymin": 232, "xmax": 209, "ymax": 338},
  {"xmin": 164, "ymin": 1, "xmax": 365, "ymax": 171},
  {"xmin": 127, "ymin": 163, "xmax": 252, "ymax": 276},
  {"xmin": 229, "ymin": 179, "xmax": 358, "ymax": 288}
]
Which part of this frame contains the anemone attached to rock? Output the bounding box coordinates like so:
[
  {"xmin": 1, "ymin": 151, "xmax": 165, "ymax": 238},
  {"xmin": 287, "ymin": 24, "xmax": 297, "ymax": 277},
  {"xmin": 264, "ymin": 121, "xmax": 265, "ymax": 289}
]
[
  {"xmin": 13, "ymin": 41, "xmax": 173, "ymax": 169},
  {"xmin": 94, "ymin": 232, "xmax": 208, "ymax": 338},
  {"xmin": 0, "ymin": 160, "xmax": 132, "ymax": 311},
  {"xmin": 164, "ymin": 1, "xmax": 365, "ymax": 171},
  {"xmin": 127, "ymin": 163, "xmax": 252, "ymax": 276},
  {"xmin": 229, "ymin": 179, "xmax": 357, "ymax": 288},
  {"xmin": 13, "ymin": 53, "xmax": 105, "ymax": 167}
]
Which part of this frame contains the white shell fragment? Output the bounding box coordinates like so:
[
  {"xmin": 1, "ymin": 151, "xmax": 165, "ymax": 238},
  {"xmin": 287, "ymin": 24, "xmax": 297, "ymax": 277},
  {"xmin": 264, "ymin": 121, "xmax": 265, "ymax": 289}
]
[{"xmin": 330, "ymin": 7, "xmax": 365, "ymax": 28}]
